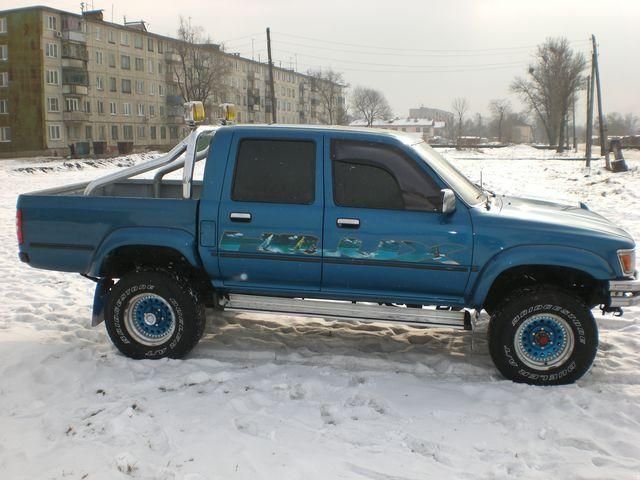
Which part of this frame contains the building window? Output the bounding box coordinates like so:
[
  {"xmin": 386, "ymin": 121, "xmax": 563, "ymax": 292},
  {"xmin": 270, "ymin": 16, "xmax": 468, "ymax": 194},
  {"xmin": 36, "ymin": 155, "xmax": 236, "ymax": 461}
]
[
  {"xmin": 137, "ymin": 103, "xmax": 145, "ymax": 116},
  {"xmin": 85, "ymin": 125, "xmax": 92, "ymax": 139},
  {"xmin": 111, "ymin": 124, "xmax": 118, "ymax": 140},
  {"xmin": 98, "ymin": 125, "xmax": 106, "ymax": 140},
  {"xmin": 150, "ymin": 126, "xmax": 157, "ymax": 139},
  {"xmin": 135, "ymin": 57, "xmax": 144, "ymax": 71},
  {"xmin": 46, "ymin": 15, "xmax": 57, "ymax": 31},
  {"xmin": 46, "ymin": 97, "xmax": 59, "ymax": 112},
  {"xmin": 147, "ymin": 37, "xmax": 153, "ymax": 52},
  {"xmin": 108, "ymin": 29, "xmax": 115, "ymax": 44},
  {"xmin": 109, "ymin": 101, "xmax": 117, "ymax": 115},
  {"xmin": 149, "ymin": 104, "xmax": 155, "ymax": 116},
  {"xmin": 157, "ymin": 41, "xmax": 163, "ymax": 53},
  {"xmin": 0, "ymin": 18, "xmax": 7, "ymax": 34},
  {"xmin": 108, "ymin": 52, "xmax": 115, "ymax": 67},
  {"xmin": 120, "ymin": 31, "xmax": 129, "ymax": 46},
  {"xmin": 135, "ymin": 79, "xmax": 144, "ymax": 94},
  {"xmin": 134, "ymin": 35, "xmax": 143, "ymax": 49},
  {"xmin": 95, "ymin": 50, "xmax": 103, "ymax": 65},
  {"xmin": 48, "ymin": 124, "xmax": 61, "ymax": 140},
  {"xmin": 160, "ymin": 126, "xmax": 166, "ymax": 139},
  {"xmin": 149, "ymin": 83, "xmax": 155, "ymax": 96},
  {"xmin": 45, "ymin": 70, "xmax": 59, "ymax": 85},
  {"xmin": 123, "ymin": 102, "xmax": 131, "ymax": 115},
  {"xmin": 123, "ymin": 125, "xmax": 133, "ymax": 140},
  {"xmin": 0, "ymin": 98, "xmax": 7, "ymax": 114},
  {"xmin": 158, "ymin": 62, "xmax": 163, "ymax": 74},
  {"xmin": 147, "ymin": 60, "xmax": 154, "ymax": 74},
  {"xmin": 0, "ymin": 44, "xmax": 7, "ymax": 61},
  {"xmin": 0, "ymin": 126, "xmax": 10, "ymax": 142},
  {"xmin": 120, "ymin": 55, "xmax": 130, "ymax": 70},
  {"xmin": 108, "ymin": 76, "xmax": 116, "ymax": 92},
  {"xmin": 65, "ymin": 97, "xmax": 79, "ymax": 112},
  {"xmin": 158, "ymin": 84, "xmax": 164, "ymax": 96},
  {"xmin": 96, "ymin": 75, "xmax": 104, "ymax": 90},
  {"xmin": 83, "ymin": 100, "xmax": 91, "ymax": 113},
  {"xmin": 45, "ymin": 43, "xmax": 58, "ymax": 58},
  {"xmin": 97, "ymin": 100, "xmax": 104, "ymax": 114},
  {"xmin": 121, "ymin": 79, "xmax": 132, "ymax": 93},
  {"xmin": 159, "ymin": 105, "xmax": 165, "ymax": 116},
  {"xmin": 137, "ymin": 125, "xmax": 145, "ymax": 138},
  {"xmin": 95, "ymin": 26, "xmax": 101, "ymax": 41}
]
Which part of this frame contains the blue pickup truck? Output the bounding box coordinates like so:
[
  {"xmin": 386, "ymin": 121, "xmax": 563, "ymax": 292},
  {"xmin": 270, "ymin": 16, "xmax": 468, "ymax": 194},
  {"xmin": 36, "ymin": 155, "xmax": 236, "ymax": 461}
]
[{"xmin": 16, "ymin": 123, "xmax": 640, "ymax": 385}]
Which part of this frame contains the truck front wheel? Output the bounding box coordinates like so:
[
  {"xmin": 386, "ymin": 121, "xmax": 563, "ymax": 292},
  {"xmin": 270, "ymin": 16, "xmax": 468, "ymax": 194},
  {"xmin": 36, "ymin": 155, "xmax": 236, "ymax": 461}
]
[
  {"xmin": 104, "ymin": 270, "xmax": 205, "ymax": 359},
  {"xmin": 488, "ymin": 286, "xmax": 598, "ymax": 385}
]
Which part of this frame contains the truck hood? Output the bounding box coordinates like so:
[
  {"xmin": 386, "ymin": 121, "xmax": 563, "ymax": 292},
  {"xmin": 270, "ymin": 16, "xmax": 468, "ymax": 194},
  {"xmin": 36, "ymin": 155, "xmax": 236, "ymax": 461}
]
[{"xmin": 497, "ymin": 195, "xmax": 633, "ymax": 241}]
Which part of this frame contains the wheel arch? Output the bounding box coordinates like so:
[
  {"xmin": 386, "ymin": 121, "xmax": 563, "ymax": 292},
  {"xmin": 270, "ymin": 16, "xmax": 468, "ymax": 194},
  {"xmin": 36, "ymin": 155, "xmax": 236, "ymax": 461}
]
[{"xmin": 470, "ymin": 245, "xmax": 614, "ymax": 311}]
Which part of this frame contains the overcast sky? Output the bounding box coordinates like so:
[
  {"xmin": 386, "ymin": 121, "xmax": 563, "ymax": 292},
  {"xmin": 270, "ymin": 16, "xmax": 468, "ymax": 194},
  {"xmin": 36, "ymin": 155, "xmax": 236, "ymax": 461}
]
[{"xmin": 4, "ymin": 0, "xmax": 639, "ymax": 120}]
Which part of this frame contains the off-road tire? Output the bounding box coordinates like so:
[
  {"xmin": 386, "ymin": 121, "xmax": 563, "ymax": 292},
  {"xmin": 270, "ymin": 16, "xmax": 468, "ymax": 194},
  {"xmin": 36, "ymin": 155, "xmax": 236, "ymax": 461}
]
[
  {"xmin": 104, "ymin": 270, "xmax": 205, "ymax": 359},
  {"xmin": 488, "ymin": 286, "xmax": 598, "ymax": 385}
]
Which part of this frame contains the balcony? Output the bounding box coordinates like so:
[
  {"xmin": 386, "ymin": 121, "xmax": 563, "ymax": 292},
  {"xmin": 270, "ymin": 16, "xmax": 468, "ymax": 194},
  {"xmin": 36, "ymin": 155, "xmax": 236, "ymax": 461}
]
[
  {"xmin": 62, "ymin": 68, "xmax": 89, "ymax": 87},
  {"xmin": 62, "ymin": 31, "xmax": 86, "ymax": 43},
  {"xmin": 164, "ymin": 52, "xmax": 181, "ymax": 63},
  {"xmin": 62, "ymin": 84, "xmax": 89, "ymax": 95},
  {"xmin": 63, "ymin": 110, "xmax": 88, "ymax": 122}
]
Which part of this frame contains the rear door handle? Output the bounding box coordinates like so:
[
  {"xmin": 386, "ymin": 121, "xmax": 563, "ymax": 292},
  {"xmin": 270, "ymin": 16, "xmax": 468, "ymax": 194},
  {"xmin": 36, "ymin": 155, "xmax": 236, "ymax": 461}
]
[
  {"xmin": 230, "ymin": 212, "xmax": 252, "ymax": 222},
  {"xmin": 337, "ymin": 218, "xmax": 360, "ymax": 228}
]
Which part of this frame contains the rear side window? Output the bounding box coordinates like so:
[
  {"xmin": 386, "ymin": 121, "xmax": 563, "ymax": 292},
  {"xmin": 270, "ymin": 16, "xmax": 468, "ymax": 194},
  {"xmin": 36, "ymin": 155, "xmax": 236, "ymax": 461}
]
[
  {"xmin": 332, "ymin": 140, "xmax": 442, "ymax": 212},
  {"xmin": 232, "ymin": 139, "xmax": 315, "ymax": 204}
]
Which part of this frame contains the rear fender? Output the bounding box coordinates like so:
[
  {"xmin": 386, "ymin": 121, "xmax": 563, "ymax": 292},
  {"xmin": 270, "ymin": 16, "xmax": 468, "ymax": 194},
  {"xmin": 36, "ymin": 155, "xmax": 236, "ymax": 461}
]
[{"xmin": 87, "ymin": 227, "xmax": 200, "ymax": 277}]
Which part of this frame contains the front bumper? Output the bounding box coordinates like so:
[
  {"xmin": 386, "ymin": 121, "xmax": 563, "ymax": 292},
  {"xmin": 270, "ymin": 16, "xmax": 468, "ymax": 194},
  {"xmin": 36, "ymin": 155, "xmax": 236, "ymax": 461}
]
[{"xmin": 609, "ymin": 278, "xmax": 640, "ymax": 307}]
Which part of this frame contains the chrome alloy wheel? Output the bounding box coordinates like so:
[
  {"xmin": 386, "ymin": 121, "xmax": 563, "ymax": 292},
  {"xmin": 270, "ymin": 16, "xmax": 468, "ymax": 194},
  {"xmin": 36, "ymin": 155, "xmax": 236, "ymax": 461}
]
[
  {"xmin": 124, "ymin": 293, "xmax": 176, "ymax": 347},
  {"xmin": 514, "ymin": 313, "xmax": 575, "ymax": 370}
]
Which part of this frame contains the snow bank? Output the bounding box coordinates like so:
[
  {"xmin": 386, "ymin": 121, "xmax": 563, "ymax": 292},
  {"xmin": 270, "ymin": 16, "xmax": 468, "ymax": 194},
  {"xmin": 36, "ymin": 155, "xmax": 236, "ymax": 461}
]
[{"xmin": 0, "ymin": 149, "xmax": 639, "ymax": 479}]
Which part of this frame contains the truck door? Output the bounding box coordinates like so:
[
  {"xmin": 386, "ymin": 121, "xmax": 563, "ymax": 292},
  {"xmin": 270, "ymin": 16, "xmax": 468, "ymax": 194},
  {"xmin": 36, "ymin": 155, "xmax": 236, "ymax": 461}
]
[
  {"xmin": 321, "ymin": 137, "xmax": 473, "ymax": 304},
  {"xmin": 217, "ymin": 131, "xmax": 324, "ymax": 292}
]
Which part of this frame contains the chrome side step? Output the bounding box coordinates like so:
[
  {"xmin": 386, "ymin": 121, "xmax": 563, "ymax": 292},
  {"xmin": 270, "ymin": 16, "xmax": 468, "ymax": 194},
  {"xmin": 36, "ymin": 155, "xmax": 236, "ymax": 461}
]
[{"xmin": 219, "ymin": 294, "xmax": 471, "ymax": 330}]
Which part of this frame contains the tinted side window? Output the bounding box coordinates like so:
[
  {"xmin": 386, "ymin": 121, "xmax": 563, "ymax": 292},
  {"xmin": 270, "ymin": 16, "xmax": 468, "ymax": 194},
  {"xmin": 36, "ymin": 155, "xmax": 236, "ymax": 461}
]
[
  {"xmin": 232, "ymin": 139, "xmax": 315, "ymax": 204},
  {"xmin": 332, "ymin": 140, "xmax": 442, "ymax": 212}
]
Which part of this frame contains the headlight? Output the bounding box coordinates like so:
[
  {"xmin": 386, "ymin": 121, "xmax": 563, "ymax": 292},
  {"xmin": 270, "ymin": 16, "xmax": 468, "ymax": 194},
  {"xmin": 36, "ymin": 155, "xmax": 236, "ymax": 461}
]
[{"xmin": 617, "ymin": 249, "xmax": 636, "ymax": 276}]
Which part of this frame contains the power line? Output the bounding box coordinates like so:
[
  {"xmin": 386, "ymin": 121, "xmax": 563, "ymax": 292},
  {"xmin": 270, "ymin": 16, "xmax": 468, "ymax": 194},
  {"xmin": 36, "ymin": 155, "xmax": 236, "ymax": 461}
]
[{"xmin": 275, "ymin": 31, "xmax": 590, "ymax": 54}]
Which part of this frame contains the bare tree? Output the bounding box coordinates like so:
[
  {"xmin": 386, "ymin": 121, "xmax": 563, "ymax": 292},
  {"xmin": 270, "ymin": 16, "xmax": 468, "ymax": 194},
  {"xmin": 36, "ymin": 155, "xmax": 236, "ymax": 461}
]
[
  {"xmin": 172, "ymin": 17, "xmax": 230, "ymax": 116},
  {"xmin": 510, "ymin": 37, "xmax": 586, "ymax": 152},
  {"xmin": 350, "ymin": 86, "xmax": 392, "ymax": 126},
  {"xmin": 307, "ymin": 69, "xmax": 348, "ymax": 125},
  {"xmin": 602, "ymin": 112, "xmax": 640, "ymax": 136},
  {"xmin": 451, "ymin": 97, "xmax": 469, "ymax": 144},
  {"xmin": 489, "ymin": 99, "xmax": 512, "ymax": 142}
]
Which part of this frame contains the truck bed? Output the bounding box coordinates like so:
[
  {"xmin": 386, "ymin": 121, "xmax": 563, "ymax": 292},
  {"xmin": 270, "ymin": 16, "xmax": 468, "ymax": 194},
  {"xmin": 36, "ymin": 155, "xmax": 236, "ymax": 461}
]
[{"xmin": 17, "ymin": 183, "xmax": 199, "ymax": 274}]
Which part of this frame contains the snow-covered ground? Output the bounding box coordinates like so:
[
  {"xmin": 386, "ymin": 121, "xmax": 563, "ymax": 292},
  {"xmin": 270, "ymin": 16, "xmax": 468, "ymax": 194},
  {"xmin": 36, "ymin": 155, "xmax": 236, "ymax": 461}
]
[{"xmin": 1, "ymin": 146, "xmax": 639, "ymax": 479}]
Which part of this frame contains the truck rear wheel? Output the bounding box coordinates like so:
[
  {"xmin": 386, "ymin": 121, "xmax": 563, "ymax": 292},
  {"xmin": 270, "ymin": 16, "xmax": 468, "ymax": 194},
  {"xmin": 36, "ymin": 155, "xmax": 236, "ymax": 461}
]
[
  {"xmin": 104, "ymin": 270, "xmax": 205, "ymax": 359},
  {"xmin": 488, "ymin": 286, "xmax": 598, "ymax": 385}
]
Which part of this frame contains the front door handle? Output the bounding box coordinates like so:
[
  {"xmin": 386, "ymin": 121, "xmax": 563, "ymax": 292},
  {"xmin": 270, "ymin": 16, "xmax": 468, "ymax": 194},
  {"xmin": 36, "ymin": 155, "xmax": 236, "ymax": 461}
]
[
  {"xmin": 337, "ymin": 218, "xmax": 360, "ymax": 229},
  {"xmin": 230, "ymin": 212, "xmax": 252, "ymax": 222}
]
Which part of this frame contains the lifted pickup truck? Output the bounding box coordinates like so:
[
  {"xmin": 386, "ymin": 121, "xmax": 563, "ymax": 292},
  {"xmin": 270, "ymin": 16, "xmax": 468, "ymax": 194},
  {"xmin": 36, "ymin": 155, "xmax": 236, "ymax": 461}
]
[{"xmin": 16, "ymin": 123, "xmax": 640, "ymax": 385}]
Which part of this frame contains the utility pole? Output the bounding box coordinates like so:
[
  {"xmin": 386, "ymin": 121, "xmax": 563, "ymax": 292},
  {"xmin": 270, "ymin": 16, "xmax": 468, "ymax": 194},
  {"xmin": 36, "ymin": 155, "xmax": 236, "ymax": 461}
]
[
  {"xmin": 592, "ymin": 34, "xmax": 610, "ymax": 168},
  {"xmin": 572, "ymin": 95, "xmax": 577, "ymax": 152},
  {"xmin": 585, "ymin": 74, "xmax": 594, "ymax": 166},
  {"xmin": 266, "ymin": 27, "xmax": 277, "ymax": 123}
]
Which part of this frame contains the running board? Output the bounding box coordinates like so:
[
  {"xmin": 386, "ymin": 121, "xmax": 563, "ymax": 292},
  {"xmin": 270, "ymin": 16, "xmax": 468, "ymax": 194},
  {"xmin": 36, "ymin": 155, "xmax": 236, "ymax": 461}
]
[{"xmin": 219, "ymin": 294, "xmax": 472, "ymax": 330}]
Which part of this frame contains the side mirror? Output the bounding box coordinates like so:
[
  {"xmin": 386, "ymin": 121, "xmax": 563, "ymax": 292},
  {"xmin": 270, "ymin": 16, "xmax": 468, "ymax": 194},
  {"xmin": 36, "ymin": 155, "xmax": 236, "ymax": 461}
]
[{"xmin": 441, "ymin": 188, "xmax": 456, "ymax": 214}]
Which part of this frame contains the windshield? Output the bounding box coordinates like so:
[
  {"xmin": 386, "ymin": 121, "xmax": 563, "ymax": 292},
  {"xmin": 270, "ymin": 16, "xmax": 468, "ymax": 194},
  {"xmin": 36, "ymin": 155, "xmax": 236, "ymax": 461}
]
[{"xmin": 412, "ymin": 141, "xmax": 485, "ymax": 206}]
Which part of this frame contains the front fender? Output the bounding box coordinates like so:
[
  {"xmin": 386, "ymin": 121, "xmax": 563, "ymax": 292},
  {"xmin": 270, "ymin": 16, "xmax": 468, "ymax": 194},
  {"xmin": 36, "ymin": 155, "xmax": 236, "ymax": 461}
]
[
  {"xmin": 468, "ymin": 245, "xmax": 615, "ymax": 308},
  {"xmin": 87, "ymin": 226, "xmax": 201, "ymax": 277}
]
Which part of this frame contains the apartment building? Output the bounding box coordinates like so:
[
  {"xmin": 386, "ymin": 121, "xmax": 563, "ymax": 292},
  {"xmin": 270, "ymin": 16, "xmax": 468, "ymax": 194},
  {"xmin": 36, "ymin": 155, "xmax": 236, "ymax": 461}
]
[{"xmin": 0, "ymin": 6, "xmax": 345, "ymax": 157}]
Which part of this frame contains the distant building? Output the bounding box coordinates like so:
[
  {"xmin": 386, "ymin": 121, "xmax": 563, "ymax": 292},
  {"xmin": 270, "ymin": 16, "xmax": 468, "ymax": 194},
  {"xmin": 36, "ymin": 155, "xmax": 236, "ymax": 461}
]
[
  {"xmin": 349, "ymin": 117, "xmax": 446, "ymax": 141},
  {"xmin": 408, "ymin": 106, "xmax": 454, "ymax": 123},
  {"xmin": 508, "ymin": 122, "xmax": 534, "ymax": 144},
  {"xmin": 0, "ymin": 5, "xmax": 344, "ymax": 157}
]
